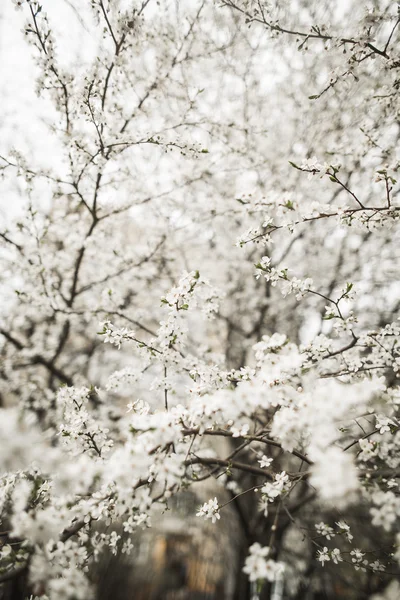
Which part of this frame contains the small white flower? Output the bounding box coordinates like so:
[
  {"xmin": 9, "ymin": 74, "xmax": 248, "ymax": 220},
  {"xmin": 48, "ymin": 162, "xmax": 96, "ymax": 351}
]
[
  {"xmin": 350, "ymin": 548, "xmax": 364, "ymax": 561},
  {"xmin": 122, "ymin": 538, "xmax": 133, "ymax": 555},
  {"xmin": 134, "ymin": 513, "xmax": 151, "ymax": 529},
  {"xmin": 369, "ymin": 560, "xmax": 385, "ymax": 572},
  {"xmin": 350, "ymin": 548, "xmax": 367, "ymax": 569},
  {"xmin": 123, "ymin": 516, "xmax": 135, "ymax": 534},
  {"xmin": 376, "ymin": 414, "xmax": 396, "ymax": 434},
  {"xmin": 336, "ymin": 520, "xmax": 353, "ymax": 542},
  {"xmin": 274, "ymin": 471, "xmax": 289, "ymax": 485},
  {"xmin": 109, "ymin": 531, "xmax": 121, "ymax": 555},
  {"xmin": 196, "ymin": 497, "xmax": 220, "ymax": 524},
  {"xmin": 258, "ymin": 455, "xmax": 273, "ymax": 468},
  {"xmin": 231, "ymin": 423, "xmax": 249, "ymax": 438},
  {"xmin": 259, "ymin": 256, "xmax": 271, "ymax": 270},
  {"xmin": 317, "ymin": 547, "xmax": 330, "ymax": 566},
  {"xmin": 226, "ymin": 480, "xmax": 241, "ymax": 494},
  {"xmin": 243, "ymin": 543, "xmax": 284, "ymax": 583},
  {"xmin": 331, "ymin": 548, "xmax": 342, "ymax": 564},
  {"xmin": 315, "ymin": 522, "xmax": 335, "ymax": 540}
]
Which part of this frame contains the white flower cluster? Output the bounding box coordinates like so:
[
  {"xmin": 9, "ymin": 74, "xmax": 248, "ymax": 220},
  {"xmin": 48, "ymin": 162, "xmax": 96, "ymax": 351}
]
[
  {"xmin": 259, "ymin": 472, "xmax": 291, "ymax": 516},
  {"xmin": 358, "ymin": 438, "xmax": 379, "ymax": 461},
  {"xmin": 255, "ymin": 260, "xmax": 313, "ymax": 300},
  {"xmin": 57, "ymin": 386, "xmax": 113, "ymax": 458},
  {"xmin": 236, "ymin": 226, "xmax": 266, "ymax": 247},
  {"xmin": 317, "ymin": 546, "xmax": 343, "ymax": 566},
  {"xmin": 370, "ymin": 489, "xmax": 400, "ymax": 531},
  {"xmin": 376, "ymin": 414, "xmax": 397, "ymax": 434},
  {"xmin": 196, "ymin": 497, "xmax": 220, "ymax": 524},
  {"xmin": 242, "ymin": 543, "xmax": 284, "ymax": 582},
  {"xmin": 315, "ymin": 522, "xmax": 335, "ymax": 540},
  {"xmin": 231, "ymin": 423, "xmax": 249, "ymax": 437},
  {"xmin": 336, "ymin": 520, "xmax": 353, "ymax": 542},
  {"xmin": 300, "ymin": 157, "xmax": 339, "ymax": 180},
  {"xmin": 161, "ymin": 270, "xmax": 222, "ymax": 317},
  {"xmin": 156, "ymin": 314, "xmax": 188, "ymax": 353},
  {"xmin": 99, "ymin": 320, "xmax": 135, "ymax": 349}
]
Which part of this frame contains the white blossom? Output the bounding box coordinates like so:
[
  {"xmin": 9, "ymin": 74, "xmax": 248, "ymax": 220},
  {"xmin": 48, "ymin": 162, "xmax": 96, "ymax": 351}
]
[
  {"xmin": 243, "ymin": 543, "xmax": 284, "ymax": 582},
  {"xmin": 196, "ymin": 497, "xmax": 221, "ymax": 524}
]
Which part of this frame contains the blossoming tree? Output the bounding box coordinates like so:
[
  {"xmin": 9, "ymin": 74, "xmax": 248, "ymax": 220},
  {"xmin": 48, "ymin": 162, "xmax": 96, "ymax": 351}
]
[{"xmin": 1, "ymin": 0, "xmax": 400, "ymax": 599}]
